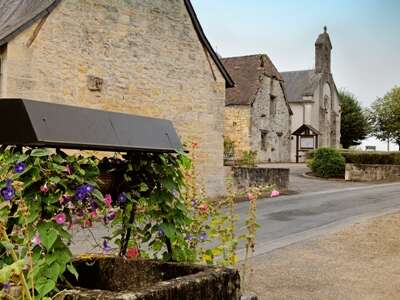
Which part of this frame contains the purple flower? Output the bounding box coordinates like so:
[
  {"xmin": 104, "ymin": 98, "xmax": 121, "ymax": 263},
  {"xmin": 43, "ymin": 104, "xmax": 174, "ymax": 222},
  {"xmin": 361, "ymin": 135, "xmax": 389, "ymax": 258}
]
[
  {"xmin": 5, "ymin": 180, "xmax": 12, "ymax": 188},
  {"xmin": 118, "ymin": 193, "xmax": 127, "ymax": 205},
  {"xmin": 199, "ymin": 231, "xmax": 207, "ymax": 242},
  {"xmin": 90, "ymin": 201, "xmax": 98, "ymax": 210},
  {"xmin": 83, "ymin": 184, "xmax": 94, "ymax": 194},
  {"xmin": 65, "ymin": 165, "xmax": 72, "ymax": 175},
  {"xmin": 157, "ymin": 228, "xmax": 164, "ymax": 237},
  {"xmin": 1, "ymin": 186, "xmax": 15, "ymax": 201},
  {"xmin": 185, "ymin": 234, "xmax": 194, "ymax": 242},
  {"xmin": 14, "ymin": 162, "xmax": 26, "ymax": 173},
  {"xmin": 191, "ymin": 199, "xmax": 198, "ymax": 207},
  {"xmin": 2, "ymin": 282, "xmax": 11, "ymax": 290},
  {"xmin": 32, "ymin": 232, "xmax": 41, "ymax": 247},
  {"xmin": 55, "ymin": 212, "xmax": 66, "ymax": 224},
  {"xmin": 102, "ymin": 240, "xmax": 112, "ymax": 252},
  {"xmin": 61, "ymin": 195, "xmax": 73, "ymax": 205}
]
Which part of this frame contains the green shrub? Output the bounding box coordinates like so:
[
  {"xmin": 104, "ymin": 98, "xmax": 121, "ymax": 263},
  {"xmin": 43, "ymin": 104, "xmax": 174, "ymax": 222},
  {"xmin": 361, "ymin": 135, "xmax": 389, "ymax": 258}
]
[
  {"xmin": 224, "ymin": 138, "xmax": 235, "ymax": 158},
  {"xmin": 308, "ymin": 148, "xmax": 345, "ymax": 178},
  {"xmin": 341, "ymin": 151, "xmax": 400, "ymax": 165},
  {"xmin": 238, "ymin": 150, "xmax": 257, "ymax": 167}
]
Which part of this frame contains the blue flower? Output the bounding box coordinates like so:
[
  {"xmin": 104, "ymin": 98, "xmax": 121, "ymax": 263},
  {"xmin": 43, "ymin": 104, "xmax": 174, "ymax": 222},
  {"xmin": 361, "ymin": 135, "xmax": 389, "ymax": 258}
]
[
  {"xmin": 185, "ymin": 234, "xmax": 194, "ymax": 242},
  {"xmin": 74, "ymin": 184, "xmax": 94, "ymax": 201},
  {"xmin": 118, "ymin": 193, "xmax": 127, "ymax": 205},
  {"xmin": 75, "ymin": 190, "xmax": 86, "ymax": 201},
  {"xmin": 199, "ymin": 231, "xmax": 207, "ymax": 242},
  {"xmin": 102, "ymin": 240, "xmax": 112, "ymax": 252},
  {"xmin": 83, "ymin": 184, "xmax": 94, "ymax": 193},
  {"xmin": 1, "ymin": 186, "xmax": 15, "ymax": 201},
  {"xmin": 14, "ymin": 162, "xmax": 26, "ymax": 173}
]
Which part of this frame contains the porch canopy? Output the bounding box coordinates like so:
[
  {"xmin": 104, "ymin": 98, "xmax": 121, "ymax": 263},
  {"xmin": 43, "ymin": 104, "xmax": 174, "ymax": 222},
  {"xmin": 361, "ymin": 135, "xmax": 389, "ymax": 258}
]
[
  {"xmin": 0, "ymin": 99, "xmax": 182, "ymax": 152},
  {"xmin": 292, "ymin": 124, "xmax": 320, "ymax": 163}
]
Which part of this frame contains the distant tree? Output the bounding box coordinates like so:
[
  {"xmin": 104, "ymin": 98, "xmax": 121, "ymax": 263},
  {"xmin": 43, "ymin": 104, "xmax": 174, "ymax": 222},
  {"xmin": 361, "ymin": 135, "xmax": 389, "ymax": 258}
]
[
  {"xmin": 339, "ymin": 90, "xmax": 369, "ymax": 149},
  {"xmin": 369, "ymin": 86, "xmax": 400, "ymax": 150}
]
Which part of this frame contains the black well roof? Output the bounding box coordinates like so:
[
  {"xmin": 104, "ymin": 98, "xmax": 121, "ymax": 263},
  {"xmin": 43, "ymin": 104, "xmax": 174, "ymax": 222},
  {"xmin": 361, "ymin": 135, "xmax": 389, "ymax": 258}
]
[{"xmin": 0, "ymin": 99, "xmax": 183, "ymax": 152}]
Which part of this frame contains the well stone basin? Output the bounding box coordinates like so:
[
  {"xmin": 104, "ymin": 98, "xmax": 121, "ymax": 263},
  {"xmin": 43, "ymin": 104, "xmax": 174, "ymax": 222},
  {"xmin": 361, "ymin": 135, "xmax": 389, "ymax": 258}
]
[{"xmin": 57, "ymin": 256, "xmax": 241, "ymax": 300}]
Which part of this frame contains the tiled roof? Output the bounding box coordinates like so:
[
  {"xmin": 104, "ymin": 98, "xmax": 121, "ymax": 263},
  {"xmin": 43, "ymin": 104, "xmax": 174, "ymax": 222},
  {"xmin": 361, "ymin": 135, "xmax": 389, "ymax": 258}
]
[
  {"xmin": 281, "ymin": 70, "xmax": 321, "ymax": 103},
  {"xmin": 222, "ymin": 54, "xmax": 283, "ymax": 106}
]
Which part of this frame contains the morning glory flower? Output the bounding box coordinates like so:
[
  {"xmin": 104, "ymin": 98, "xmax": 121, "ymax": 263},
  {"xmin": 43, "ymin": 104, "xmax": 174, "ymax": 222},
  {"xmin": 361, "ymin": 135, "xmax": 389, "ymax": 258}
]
[
  {"xmin": 14, "ymin": 162, "xmax": 26, "ymax": 173},
  {"xmin": 31, "ymin": 232, "xmax": 41, "ymax": 247},
  {"xmin": 199, "ymin": 231, "xmax": 207, "ymax": 242},
  {"xmin": 40, "ymin": 184, "xmax": 49, "ymax": 193},
  {"xmin": 55, "ymin": 212, "xmax": 66, "ymax": 224},
  {"xmin": 191, "ymin": 199, "xmax": 198, "ymax": 207},
  {"xmin": 118, "ymin": 193, "xmax": 127, "ymax": 205},
  {"xmin": 104, "ymin": 194, "xmax": 112, "ymax": 207},
  {"xmin": 1, "ymin": 186, "xmax": 15, "ymax": 201},
  {"xmin": 83, "ymin": 184, "xmax": 94, "ymax": 194},
  {"xmin": 102, "ymin": 240, "xmax": 111, "ymax": 252}
]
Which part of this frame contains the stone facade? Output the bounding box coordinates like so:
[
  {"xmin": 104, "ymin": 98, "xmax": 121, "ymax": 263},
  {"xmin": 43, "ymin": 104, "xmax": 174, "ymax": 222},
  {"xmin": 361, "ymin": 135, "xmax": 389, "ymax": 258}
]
[
  {"xmin": 282, "ymin": 28, "xmax": 341, "ymax": 162},
  {"xmin": 222, "ymin": 55, "xmax": 292, "ymax": 163},
  {"xmin": 250, "ymin": 77, "xmax": 292, "ymax": 162},
  {"xmin": 0, "ymin": 0, "xmax": 230, "ymax": 197}
]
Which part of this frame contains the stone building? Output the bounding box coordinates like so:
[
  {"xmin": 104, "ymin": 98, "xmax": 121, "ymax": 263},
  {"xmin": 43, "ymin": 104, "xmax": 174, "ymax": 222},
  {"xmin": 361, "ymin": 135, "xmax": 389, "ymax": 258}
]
[
  {"xmin": 0, "ymin": 0, "xmax": 234, "ymax": 197},
  {"xmin": 281, "ymin": 27, "xmax": 341, "ymax": 162},
  {"xmin": 222, "ymin": 54, "xmax": 292, "ymax": 163}
]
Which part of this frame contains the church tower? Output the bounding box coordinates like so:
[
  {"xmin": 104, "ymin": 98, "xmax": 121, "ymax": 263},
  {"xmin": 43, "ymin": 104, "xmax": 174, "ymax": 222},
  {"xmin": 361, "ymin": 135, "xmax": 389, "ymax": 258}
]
[{"xmin": 315, "ymin": 26, "xmax": 332, "ymax": 74}]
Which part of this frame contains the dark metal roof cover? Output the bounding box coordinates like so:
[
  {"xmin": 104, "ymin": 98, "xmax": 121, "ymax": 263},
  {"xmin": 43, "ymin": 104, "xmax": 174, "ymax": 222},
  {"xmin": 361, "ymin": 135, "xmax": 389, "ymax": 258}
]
[{"xmin": 0, "ymin": 99, "xmax": 182, "ymax": 152}]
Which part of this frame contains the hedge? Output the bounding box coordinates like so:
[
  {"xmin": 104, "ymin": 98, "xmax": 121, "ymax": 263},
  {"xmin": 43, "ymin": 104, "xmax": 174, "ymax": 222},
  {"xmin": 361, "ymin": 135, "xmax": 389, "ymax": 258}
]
[{"xmin": 307, "ymin": 150, "xmax": 400, "ymax": 165}]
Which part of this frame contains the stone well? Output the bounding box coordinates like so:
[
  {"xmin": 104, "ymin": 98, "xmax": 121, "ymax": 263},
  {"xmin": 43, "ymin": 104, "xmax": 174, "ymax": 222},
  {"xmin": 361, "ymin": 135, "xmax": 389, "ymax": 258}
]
[{"xmin": 57, "ymin": 256, "xmax": 241, "ymax": 300}]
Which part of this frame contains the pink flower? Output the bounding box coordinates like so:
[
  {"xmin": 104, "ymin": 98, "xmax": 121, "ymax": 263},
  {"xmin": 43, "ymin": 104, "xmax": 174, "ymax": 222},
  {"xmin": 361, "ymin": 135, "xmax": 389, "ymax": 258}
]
[
  {"xmin": 271, "ymin": 190, "xmax": 280, "ymax": 198},
  {"xmin": 31, "ymin": 232, "xmax": 41, "ymax": 247},
  {"xmin": 40, "ymin": 184, "xmax": 49, "ymax": 193},
  {"xmin": 90, "ymin": 210, "xmax": 98, "ymax": 218},
  {"xmin": 65, "ymin": 165, "xmax": 72, "ymax": 175},
  {"xmin": 84, "ymin": 219, "xmax": 93, "ymax": 228},
  {"xmin": 198, "ymin": 203, "xmax": 209, "ymax": 214},
  {"xmin": 104, "ymin": 194, "xmax": 112, "ymax": 207},
  {"xmin": 55, "ymin": 212, "xmax": 66, "ymax": 224},
  {"xmin": 127, "ymin": 247, "xmax": 140, "ymax": 258},
  {"xmin": 247, "ymin": 192, "xmax": 256, "ymax": 201}
]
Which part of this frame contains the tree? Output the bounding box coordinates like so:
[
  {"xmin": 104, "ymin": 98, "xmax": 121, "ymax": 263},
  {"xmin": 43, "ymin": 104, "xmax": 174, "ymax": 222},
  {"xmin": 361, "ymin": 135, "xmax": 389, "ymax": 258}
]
[
  {"xmin": 339, "ymin": 90, "xmax": 369, "ymax": 149},
  {"xmin": 369, "ymin": 86, "xmax": 400, "ymax": 150}
]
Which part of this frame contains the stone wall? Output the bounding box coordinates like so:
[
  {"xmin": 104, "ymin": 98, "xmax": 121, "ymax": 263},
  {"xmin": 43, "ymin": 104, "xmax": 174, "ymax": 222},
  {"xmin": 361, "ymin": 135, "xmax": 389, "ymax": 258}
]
[
  {"xmin": 232, "ymin": 166, "xmax": 289, "ymax": 193},
  {"xmin": 250, "ymin": 77, "xmax": 291, "ymax": 162},
  {"xmin": 1, "ymin": 0, "xmax": 227, "ymax": 197},
  {"xmin": 345, "ymin": 164, "xmax": 400, "ymax": 182},
  {"xmin": 224, "ymin": 106, "xmax": 251, "ymax": 159}
]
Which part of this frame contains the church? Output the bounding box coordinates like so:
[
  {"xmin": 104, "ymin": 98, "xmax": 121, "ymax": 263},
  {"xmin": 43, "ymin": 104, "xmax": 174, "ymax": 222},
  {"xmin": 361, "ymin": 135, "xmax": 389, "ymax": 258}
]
[{"xmin": 282, "ymin": 27, "xmax": 341, "ymax": 162}]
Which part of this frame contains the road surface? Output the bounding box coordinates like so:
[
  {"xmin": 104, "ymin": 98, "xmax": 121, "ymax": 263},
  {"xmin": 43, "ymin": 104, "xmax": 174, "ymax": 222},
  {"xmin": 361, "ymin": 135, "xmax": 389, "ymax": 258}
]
[{"xmin": 236, "ymin": 182, "xmax": 400, "ymax": 257}]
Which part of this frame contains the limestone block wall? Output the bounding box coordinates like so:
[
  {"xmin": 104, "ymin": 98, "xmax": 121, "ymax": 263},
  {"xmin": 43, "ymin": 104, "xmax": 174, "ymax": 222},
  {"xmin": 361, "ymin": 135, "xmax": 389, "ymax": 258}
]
[
  {"xmin": 224, "ymin": 106, "xmax": 251, "ymax": 159},
  {"xmin": 1, "ymin": 0, "xmax": 227, "ymax": 197},
  {"xmin": 250, "ymin": 77, "xmax": 291, "ymax": 162},
  {"xmin": 345, "ymin": 164, "xmax": 400, "ymax": 182}
]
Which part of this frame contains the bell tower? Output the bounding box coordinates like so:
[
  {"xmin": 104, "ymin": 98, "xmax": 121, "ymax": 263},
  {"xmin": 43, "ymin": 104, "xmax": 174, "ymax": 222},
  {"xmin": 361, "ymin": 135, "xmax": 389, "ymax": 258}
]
[{"xmin": 315, "ymin": 26, "xmax": 332, "ymax": 74}]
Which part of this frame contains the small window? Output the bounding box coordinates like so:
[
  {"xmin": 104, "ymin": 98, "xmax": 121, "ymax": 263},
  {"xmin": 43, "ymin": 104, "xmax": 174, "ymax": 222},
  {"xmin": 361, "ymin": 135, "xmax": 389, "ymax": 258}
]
[
  {"xmin": 270, "ymin": 95, "xmax": 277, "ymax": 117},
  {"xmin": 261, "ymin": 131, "xmax": 267, "ymax": 151}
]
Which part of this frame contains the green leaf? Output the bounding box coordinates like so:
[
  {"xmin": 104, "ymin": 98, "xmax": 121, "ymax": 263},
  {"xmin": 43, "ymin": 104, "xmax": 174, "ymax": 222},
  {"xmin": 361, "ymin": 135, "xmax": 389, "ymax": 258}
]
[
  {"xmin": 36, "ymin": 279, "xmax": 55, "ymax": 297},
  {"xmin": 159, "ymin": 223, "xmax": 175, "ymax": 240},
  {"xmin": 92, "ymin": 189, "xmax": 103, "ymax": 201},
  {"xmin": 31, "ymin": 148, "xmax": 49, "ymax": 157},
  {"xmin": 0, "ymin": 241, "xmax": 14, "ymax": 250},
  {"xmin": 47, "ymin": 262, "xmax": 61, "ymax": 281},
  {"xmin": 66, "ymin": 263, "xmax": 79, "ymax": 280},
  {"xmin": 49, "ymin": 176, "xmax": 61, "ymax": 184}
]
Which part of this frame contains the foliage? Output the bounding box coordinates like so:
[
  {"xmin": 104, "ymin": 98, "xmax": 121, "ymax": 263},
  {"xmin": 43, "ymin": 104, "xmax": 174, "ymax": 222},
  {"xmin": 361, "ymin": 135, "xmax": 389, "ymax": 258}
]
[
  {"xmin": 308, "ymin": 148, "xmax": 346, "ymax": 178},
  {"xmin": 339, "ymin": 90, "xmax": 370, "ymax": 148},
  {"xmin": 340, "ymin": 150, "xmax": 400, "ymax": 165},
  {"xmin": 369, "ymin": 86, "xmax": 400, "ymax": 149},
  {"xmin": 0, "ymin": 147, "xmax": 104, "ymax": 299},
  {"xmin": 223, "ymin": 138, "xmax": 235, "ymax": 159},
  {"xmin": 0, "ymin": 143, "xmax": 266, "ymax": 298},
  {"xmin": 238, "ymin": 150, "xmax": 257, "ymax": 167}
]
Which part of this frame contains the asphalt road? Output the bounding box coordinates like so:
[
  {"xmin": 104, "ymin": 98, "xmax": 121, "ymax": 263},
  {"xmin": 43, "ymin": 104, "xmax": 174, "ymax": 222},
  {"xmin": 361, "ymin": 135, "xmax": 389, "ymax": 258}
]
[{"xmin": 236, "ymin": 182, "xmax": 400, "ymax": 257}]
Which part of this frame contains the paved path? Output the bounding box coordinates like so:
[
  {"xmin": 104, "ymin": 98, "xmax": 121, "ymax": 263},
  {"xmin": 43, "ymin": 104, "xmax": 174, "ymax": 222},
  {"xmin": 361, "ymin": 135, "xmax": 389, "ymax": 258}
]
[
  {"xmin": 258, "ymin": 163, "xmax": 368, "ymax": 194},
  {"xmin": 236, "ymin": 181, "xmax": 400, "ymax": 257}
]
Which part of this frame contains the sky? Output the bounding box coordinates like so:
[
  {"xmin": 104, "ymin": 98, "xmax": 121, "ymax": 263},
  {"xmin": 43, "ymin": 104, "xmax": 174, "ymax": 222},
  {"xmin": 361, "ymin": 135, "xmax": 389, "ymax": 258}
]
[{"xmin": 192, "ymin": 0, "xmax": 400, "ymax": 150}]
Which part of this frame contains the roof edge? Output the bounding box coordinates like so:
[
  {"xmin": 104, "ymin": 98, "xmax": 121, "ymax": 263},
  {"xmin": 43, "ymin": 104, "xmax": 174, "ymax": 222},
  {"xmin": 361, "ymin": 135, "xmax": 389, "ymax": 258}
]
[
  {"xmin": 0, "ymin": 0, "xmax": 62, "ymax": 47},
  {"xmin": 184, "ymin": 0, "xmax": 234, "ymax": 88}
]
